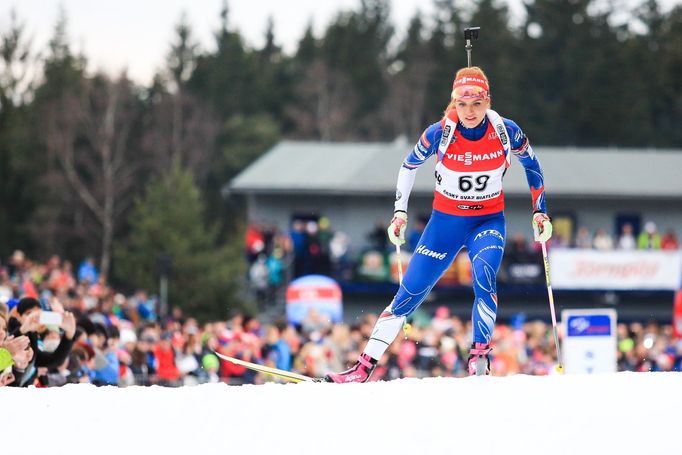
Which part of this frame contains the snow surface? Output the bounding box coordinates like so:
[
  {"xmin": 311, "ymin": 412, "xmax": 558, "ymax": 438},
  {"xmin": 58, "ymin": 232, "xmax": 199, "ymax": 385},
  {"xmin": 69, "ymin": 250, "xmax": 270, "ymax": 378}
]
[{"xmin": 2, "ymin": 372, "xmax": 680, "ymax": 455}]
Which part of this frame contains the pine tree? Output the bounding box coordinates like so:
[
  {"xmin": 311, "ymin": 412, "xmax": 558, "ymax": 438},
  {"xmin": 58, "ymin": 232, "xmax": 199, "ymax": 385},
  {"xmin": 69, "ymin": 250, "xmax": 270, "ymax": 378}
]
[
  {"xmin": 468, "ymin": 0, "xmax": 520, "ymax": 115},
  {"xmin": 295, "ymin": 22, "xmax": 317, "ymax": 66},
  {"xmin": 517, "ymin": 0, "xmax": 628, "ymax": 145},
  {"xmin": 0, "ymin": 9, "xmax": 36, "ymax": 257},
  {"xmin": 205, "ymin": 113, "xmax": 281, "ymax": 235},
  {"xmin": 287, "ymin": 19, "xmax": 358, "ymax": 139},
  {"xmin": 424, "ymin": 0, "xmax": 464, "ymax": 120},
  {"xmin": 319, "ymin": 0, "xmax": 394, "ymax": 138},
  {"xmin": 37, "ymin": 73, "xmax": 145, "ymax": 277},
  {"xmin": 253, "ymin": 16, "xmax": 294, "ymax": 131},
  {"xmin": 27, "ymin": 9, "xmax": 91, "ymax": 260},
  {"xmin": 188, "ymin": 1, "xmax": 258, "ymax": 118},
  {"xmin": 627, "ymin": 0, "xmax": 679, "ymax": 147},
  {"xmin": 659, "ymin": 5, "xmax": 682, "ymax": 146},
  {"xmin": 385, "ymin": 13, "xmax": 433, "ymax": 138},
  {"xmin": 116, "ymin": 163, "xmax": 249, "ymax": 321}
]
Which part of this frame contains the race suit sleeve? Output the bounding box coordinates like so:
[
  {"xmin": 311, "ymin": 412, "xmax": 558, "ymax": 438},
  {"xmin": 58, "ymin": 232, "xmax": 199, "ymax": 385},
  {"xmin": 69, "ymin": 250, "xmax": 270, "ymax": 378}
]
[
  {"xmin": 394, "ymin": 123, "xmax": 441, "ymax": 212},
  {"xmin": 504, "ymin": 118, "xmax": 547, "ymax": 214}
]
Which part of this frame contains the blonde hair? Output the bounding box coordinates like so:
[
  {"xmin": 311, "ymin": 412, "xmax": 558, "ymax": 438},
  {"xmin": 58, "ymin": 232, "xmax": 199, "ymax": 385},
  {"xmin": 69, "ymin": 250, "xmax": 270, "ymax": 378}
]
[{"xmin": 443, "ymin": 66, "xmax": 491, "ymax": 116}]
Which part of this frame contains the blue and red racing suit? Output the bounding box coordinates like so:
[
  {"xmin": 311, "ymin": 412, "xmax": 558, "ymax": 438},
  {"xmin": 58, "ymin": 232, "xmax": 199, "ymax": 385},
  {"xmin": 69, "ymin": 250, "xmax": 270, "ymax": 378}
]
[{"xmin": 389, "ymin": 110, "xmax": 547, "ymax": 344}]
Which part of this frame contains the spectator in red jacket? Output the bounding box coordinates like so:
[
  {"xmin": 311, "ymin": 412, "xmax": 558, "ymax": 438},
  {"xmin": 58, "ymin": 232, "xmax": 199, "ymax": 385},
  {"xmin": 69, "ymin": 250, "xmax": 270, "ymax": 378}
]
[
  {"xmin": 153, "ymin": 332, "xmax": 180, "ymax": 386},
  {"xmin": 661, "ymin": 229, "xmax": 679, "ymax": 250}
]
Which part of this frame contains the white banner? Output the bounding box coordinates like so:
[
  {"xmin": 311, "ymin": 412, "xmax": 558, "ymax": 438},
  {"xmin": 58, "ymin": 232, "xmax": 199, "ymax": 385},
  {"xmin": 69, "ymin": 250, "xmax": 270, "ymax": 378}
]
[
  {"xmin": 562, "ymin": 309, "xmax": 617, "ymax": 374},
  {"xmin": 550, "ymin": 249, "xmax": 682, "ymax": 290}
]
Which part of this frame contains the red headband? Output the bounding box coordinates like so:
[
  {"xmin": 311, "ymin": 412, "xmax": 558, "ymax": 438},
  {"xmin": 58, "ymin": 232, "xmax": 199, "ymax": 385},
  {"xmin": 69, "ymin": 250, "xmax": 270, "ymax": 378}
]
[{"xmin": 451, "ymin": 75, "xmax": 490, "ymax": 100}]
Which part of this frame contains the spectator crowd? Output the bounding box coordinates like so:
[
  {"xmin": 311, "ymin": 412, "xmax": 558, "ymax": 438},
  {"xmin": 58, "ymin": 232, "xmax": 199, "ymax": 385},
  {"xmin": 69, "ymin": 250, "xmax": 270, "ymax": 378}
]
[
  {"xmin": 243, "ymin": 217, "xmax": 681, "ymax": 300},
  {"xmin": 552, "ymin": 221, "xmax": 679, "ymax": 251},
  {"xmin": 2, "ymin": 250, "xmax": 682, "ymax": 388}
]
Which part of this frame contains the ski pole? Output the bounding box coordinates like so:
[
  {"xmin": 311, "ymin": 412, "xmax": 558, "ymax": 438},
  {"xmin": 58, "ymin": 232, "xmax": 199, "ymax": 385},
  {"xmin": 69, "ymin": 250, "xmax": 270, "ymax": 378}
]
[
  {"xmin": 396, "ymin": 243, "xmax": 403, "ymax": 284},
  {"xmin": 541, "ymin": 240, "xmax": 564, "ymax": 373},
  {"xmin": 396, "ymin": 243, "xmax": 411, "ymax": 338}
]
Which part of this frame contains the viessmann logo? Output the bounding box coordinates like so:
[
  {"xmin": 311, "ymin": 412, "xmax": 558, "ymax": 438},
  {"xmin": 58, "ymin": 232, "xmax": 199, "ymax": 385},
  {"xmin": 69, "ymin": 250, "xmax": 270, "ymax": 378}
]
[
  {"xmin": 457, "ymin": 76, "xmax": 487, "ymax": 86},
  {"xmin": 444, "ymin": 149, "xmax": 504, "ymax": 165}
]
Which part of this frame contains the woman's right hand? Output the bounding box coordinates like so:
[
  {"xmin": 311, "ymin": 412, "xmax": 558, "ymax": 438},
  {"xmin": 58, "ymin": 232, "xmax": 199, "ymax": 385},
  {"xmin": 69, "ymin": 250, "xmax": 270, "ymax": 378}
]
[{"xmin": 387, "ymin": 211, "xmax": 408, "ymax": 246}]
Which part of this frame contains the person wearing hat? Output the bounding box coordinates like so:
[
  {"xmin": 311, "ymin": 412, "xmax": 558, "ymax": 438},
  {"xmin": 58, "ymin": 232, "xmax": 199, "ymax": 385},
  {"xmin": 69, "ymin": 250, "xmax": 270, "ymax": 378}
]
[
  {"xmin": 6, "ymin": 297, "xmax": 76, "ymax": 387},
  {"xmin": 0, "ymin": 348, "xmax": 15, "ymax": 386},
  {"xmin": 638, "ymin": 221, "xmax": 662, "ymax": 250},
  {"xmin": 201, "ymin": 353, "xmax": 220, "ymax": 383},
  {"xmin": 326, "ymin": 66, "xmax": 552, "ymax": 382}
]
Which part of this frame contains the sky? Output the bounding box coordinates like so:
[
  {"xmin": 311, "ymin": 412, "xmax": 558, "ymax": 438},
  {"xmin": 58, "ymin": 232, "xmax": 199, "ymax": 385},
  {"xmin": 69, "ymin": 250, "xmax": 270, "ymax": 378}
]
[
  {"xmin": 0, "ymin": 0, "xmax": 679, "ymax": 86},
  {"xmin": 0, "ymin": 0, "xmax": 448, "ymax": 85},
  {"xmin": 1, "ymin": 372, "xmax": 681, "ymax": 454}
]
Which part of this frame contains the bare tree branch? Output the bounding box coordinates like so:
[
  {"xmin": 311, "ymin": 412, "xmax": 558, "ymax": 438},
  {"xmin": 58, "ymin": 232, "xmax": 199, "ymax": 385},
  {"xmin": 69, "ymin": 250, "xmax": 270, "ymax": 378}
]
[{"xmin": 42, "ymin": 73, "xmax": 144, "ymax": 277}]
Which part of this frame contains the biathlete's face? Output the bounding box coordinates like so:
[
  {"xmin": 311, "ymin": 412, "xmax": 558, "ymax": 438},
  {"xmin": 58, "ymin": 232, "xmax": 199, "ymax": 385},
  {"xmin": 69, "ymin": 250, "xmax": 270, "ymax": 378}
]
[{"xmin": 454, "ymin": 97, "xmax": 490, "ymax": 128}]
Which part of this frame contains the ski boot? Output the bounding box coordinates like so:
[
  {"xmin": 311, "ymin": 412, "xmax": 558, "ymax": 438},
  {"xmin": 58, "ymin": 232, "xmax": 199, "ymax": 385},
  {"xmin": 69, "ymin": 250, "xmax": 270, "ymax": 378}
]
[
  {"xmin": 324, "ymin": 353, "xmax": 377, "ymax": 383},
  {"xmin": 467, "ymin": 342, "xmax": 492, "ymax": 376}
]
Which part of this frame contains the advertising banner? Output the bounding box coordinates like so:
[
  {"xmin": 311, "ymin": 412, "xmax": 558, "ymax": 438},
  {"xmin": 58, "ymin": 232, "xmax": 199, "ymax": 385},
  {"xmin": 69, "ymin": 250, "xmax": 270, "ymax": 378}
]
[
  {"xmin": 562, "ymin": 309, "xmax": 617, "ymax": 374},
  {"xmin": 286, "ymin": 275, "xmax": 343, "ymax": 325},
  {"xmin": 550, "ymin": 250, "xmax": 682, "ymax": 290}
]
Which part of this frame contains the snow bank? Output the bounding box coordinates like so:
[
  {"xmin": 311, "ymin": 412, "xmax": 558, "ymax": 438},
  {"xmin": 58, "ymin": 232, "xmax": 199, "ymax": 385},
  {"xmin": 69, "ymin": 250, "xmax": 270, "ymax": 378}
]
[{"xmin": 2, "ymin": 372, "xmax": 680, "ymax": 455}]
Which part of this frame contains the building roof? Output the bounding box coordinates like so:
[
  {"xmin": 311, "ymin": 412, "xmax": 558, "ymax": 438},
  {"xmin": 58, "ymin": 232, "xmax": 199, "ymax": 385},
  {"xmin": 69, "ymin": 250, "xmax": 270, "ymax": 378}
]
[{"xmin": 229, "ymin": 140, "xmax": 682, "ymax": 199}]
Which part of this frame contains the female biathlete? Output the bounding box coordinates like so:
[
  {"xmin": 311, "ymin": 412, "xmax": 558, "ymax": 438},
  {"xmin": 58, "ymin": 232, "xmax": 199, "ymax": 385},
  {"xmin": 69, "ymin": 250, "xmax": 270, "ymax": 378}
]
[{"xmin": 326, "ymin": 66, "xmax": 553, "ymax": 382}]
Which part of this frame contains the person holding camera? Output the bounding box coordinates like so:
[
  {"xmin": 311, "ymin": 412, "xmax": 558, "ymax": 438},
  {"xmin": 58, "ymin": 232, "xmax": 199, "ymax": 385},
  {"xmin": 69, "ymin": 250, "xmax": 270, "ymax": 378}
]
[
  {"xmin": 0, "ymin": 304, "xmax": 33, "ymax": 386},
  {"xmin": 7, "ymin": 297, "xmax": 76, "ymax": 387}
]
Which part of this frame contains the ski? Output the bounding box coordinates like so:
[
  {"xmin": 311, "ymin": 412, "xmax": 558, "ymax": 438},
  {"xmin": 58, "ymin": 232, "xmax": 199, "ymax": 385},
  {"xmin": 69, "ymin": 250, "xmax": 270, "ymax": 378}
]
[{"xmin": 213, "ymin": 351, "xmax": 322, "ymax": 383}]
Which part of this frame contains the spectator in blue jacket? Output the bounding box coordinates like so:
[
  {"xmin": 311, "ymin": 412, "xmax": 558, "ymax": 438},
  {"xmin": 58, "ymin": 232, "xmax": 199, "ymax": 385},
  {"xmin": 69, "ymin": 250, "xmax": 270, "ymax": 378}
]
[
  {"xmin": 77, "ymin": 257, "xmax": 99, "ymax": 284},
  {"xmin": 264, "ymin": 322, "xmax": 291, "ymax": 372}
]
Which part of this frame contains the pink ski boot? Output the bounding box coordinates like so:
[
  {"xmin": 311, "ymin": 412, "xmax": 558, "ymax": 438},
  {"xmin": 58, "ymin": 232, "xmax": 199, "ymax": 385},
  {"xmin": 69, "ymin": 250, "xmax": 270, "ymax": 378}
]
[
  {"xmin": 467, "ymin": 342, "xmax": 492, "ymax": 376},
  {"xmin": 325, "ymin": 353, "xmax": 377, "ymax": 383}
]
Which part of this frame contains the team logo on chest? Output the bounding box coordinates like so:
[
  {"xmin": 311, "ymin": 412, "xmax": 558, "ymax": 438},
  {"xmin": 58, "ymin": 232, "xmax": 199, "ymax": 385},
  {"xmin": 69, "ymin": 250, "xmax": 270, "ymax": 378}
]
[{"xmin": 443, "ymin": 149, "xmax": 505, "ymax": 166}]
